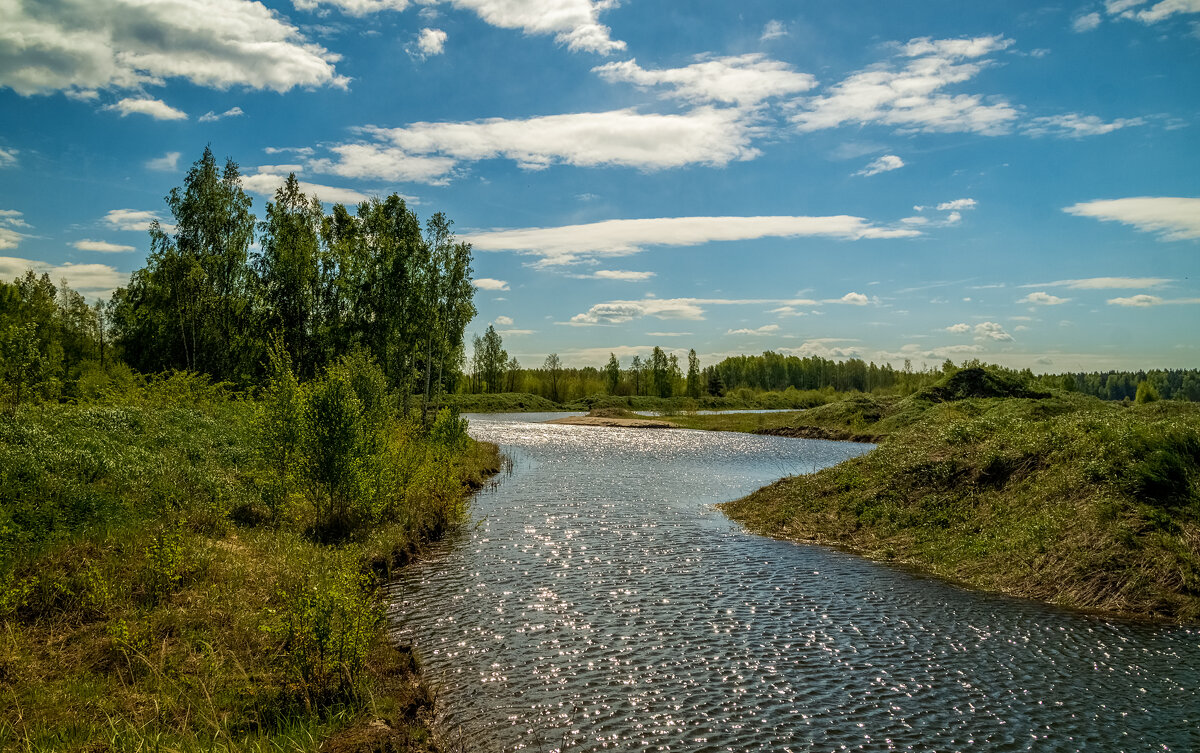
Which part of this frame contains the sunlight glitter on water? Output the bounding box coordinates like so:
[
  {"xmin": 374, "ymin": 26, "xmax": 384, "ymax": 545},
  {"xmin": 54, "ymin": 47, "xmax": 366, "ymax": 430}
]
[{"xmin": 387, "ymin": 413, "xmax": 1199, "ymax": 752}]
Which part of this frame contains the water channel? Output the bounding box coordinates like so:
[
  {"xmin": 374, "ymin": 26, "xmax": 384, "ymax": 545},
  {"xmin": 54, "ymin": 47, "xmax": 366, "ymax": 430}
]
[{"xmin": 387, "ymin": 413, "xmax": 1199, "ymax": 751}]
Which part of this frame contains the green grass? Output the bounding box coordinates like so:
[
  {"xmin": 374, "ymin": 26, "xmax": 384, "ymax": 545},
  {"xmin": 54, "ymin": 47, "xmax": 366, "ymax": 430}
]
[
  {"xmin": 717, "ymin": 370, "xmax": 1200, "ymax": 621},
  {"xmin": 439, "ymin": 388, "xmax": 835, "ymax": 414},
  {"xmin": 0, "ymin": 380, "xmax": 501, "ymax": 752}
]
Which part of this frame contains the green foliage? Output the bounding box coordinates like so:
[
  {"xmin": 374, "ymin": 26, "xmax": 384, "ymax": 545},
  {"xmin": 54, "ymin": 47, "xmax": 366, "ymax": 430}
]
[
  {"xmin": 269, "ymin": 555, "xmax": 380, "ymax": 701},
  {"xmin": 428, "ymin": 406, "xmax": 470, "ymax": 454},
  {"xmin": 301, "ymin": 367, "xmax": 371, "ymax": 538},
  {"xmin": 143, "ymin": 523, "xmax": 186, "ymax": 605},
  {"xmin": 1136, "ymin": 380, "xmax": 1160, "ymax": 404}
]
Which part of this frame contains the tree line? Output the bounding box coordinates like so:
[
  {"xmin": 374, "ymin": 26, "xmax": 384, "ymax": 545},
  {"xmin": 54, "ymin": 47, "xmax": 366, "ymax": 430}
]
[{"xmin": 1, "ymin": 147, "xmax": 476, "ymax": 416}]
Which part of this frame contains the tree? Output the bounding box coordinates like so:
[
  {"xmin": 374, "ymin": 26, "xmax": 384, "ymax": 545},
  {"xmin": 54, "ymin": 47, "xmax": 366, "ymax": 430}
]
[
  {"xmin": 686, "ymin": 349, "xmax": 701, "ymax": 398},
  {"xmin": 1135, "ymin": 380, "xmax": 1160, "ymax": 404},
  {"xmin": 650, "ymin": 346, "xmax": 672, "ymax": 398},
  {"xmin": 629, "ymin": 355, "xmax": 642, "ymax": 396},
  {"xmin": 479, "ymin": 325, "xmax": 507, "ymax": 393},
  {"xmin": 505, "ymin": 356, "xmax": 521, "ymax": 392},
  {"xmin": 605, "ymin": 353, "xmax": 621, "ymax": 394},
  {"xmin": 544, "ymin": 353, "xmax": 562, "ymax": 402}
]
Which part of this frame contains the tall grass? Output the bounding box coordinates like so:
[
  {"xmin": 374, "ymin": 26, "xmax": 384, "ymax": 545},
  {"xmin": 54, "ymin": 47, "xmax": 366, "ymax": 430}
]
[{"xmin": 0, "ymin": 368, "xmax": 498, "ymax": 751}]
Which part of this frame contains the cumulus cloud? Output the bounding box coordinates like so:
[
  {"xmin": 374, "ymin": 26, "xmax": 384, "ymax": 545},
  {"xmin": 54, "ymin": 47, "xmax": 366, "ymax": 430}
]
[
  {"xmin": 945, "ymin": 323, "xmax": 972, "ymax": 333},
  {"xmin": 1073, "ymin": 12, "xmax": 1103, "ymax": 31},
  {"xmin": 727, "ymin": 324, "xmax": 780, "ymax": 336},
  {"xmin": 1064, "ymin": 197, "xmax": 1200, "ymax": 240},
  {"xmin": 936, "ymin": 198, "xmax": 976, "ymax": 211},
  {"xmin": 198, "ymin": 106, "xmax": 245, "ymax": 123},
  {"xmin": 311, "ymin": 107, "xmax": 761, "ymax": 183},
  {"xmin": 831, "ymin": 292, "xmax": 870, "ymax": 305},
  {"xmin": 146, "ymin": 152, "xmax": 181, "ymax": 171},
  {"xmin": 1020, "ymin": 276, "xmax": 1174, "ymax": 289},
  {"xmin": 302, "ymin": 0, "xmax": 624, "ymax": 53},
  {"xmin": 472, "ymin": 277, "xmax": 510, "ymax": 290},
  {"xmin": 104, "ymin": 209, "xmax": 174, "ymax": 233},
  {"xmin": 72, "ymin": 239, "xmax": 136, "ymax": 253},
  {"xmin": 1020, "ymin": 291, "xmax": 1070, "ymax": 305},
  {"xmin": 103, "ymin": 98, "xmax": 188, "ymax": 121},
  {"xmin": 410, "ymin": 28, "xmax": 448, "ymax": 58},
  {"xmin": 1107, "ymin": 294, "xmax": 1200, "ymax": 306},
  {"xmin": 0, "ymin": 147, "xmax": 17, "ymax": 168},
  {"xmin": 855, "ymin": 154, "xmax": 904, "ymax": 177},
  {"xmin": 567, "ymin": 296, "xmax": 820, "ymax": 325},
  {"xmin": 241, "ymin": 168, "xmax": 370, "ymax": 205},
  {"xmin": 761, "ymin": 20, "xmax": 788, "ymax": 41},
  {"xmin": 0, "ymin": 0, "xmax": 346, "ymax": 97},
  {"xmin": 776, "ymin": 338, "xmax": 861, "ymax": 359},
  {"xmin": 972, "ymin": 321, "xmax": 1014, "ymax": 341},
  {"xmin": 592, "ymin": 54, "xmax": 815, "ymax": 106},
  {"xmin": 494, "ymin": 315, "xmax": 513, "ymax": 325},
  {"xmin": 466, "ymin": 215, "xmax": 920, "ymax": 267},
  {"xmin": 0, "ymin": 256, "xmax": 123, "ymax": 299},
  {"xmin": 791, "ymin": 35, "xmax": 1020, "ymax": 135},
  {"xmin": 0, "ymin": 210, "xmax": 30, "ymax": 250}
]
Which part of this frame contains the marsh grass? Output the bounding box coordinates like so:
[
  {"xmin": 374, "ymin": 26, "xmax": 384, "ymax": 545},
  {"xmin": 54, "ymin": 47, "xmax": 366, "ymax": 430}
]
[
  {"xmin": 719, "ymin": 371, "xmax": 1200, "ymax": 621},
  {"xmin": 0, "ymin": 373, "xmax": 500, "ymax": 751}
]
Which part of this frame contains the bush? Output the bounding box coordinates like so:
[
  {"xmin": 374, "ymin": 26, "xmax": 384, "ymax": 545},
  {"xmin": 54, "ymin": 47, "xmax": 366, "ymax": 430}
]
[
  {"xmin": 269, "ymin": 555, "xmax": 379, "ymax": 702},
  {"xmin": 301, "ymin": 368, "xmax": 371, "ymax": 539}
]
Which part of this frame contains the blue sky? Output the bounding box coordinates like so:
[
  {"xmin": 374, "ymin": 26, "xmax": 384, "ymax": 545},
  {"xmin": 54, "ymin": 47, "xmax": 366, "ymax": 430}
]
[{"xmin": 1, "ymin": 0, "xmax": 1198, "ymax": 372}]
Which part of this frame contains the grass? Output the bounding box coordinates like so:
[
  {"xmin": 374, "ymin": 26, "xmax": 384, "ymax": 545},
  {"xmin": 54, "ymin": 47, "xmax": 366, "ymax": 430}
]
[
  {"xmin": 439, "ymin": 388, "xmax": 835, "ymax": 414},
  {"xmin": 0, "ymin": 379, "xmax": 501, "ymax": 752},
  {"xmin": 715, "ymin": 369, "xmax": 1200, "ymax": 621}
]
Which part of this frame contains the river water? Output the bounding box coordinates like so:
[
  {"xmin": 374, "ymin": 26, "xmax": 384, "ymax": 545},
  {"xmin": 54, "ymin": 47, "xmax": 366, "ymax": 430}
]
[{"xmin": 387, "ymin": 413, "xmax": 1199, "ymax": 752}]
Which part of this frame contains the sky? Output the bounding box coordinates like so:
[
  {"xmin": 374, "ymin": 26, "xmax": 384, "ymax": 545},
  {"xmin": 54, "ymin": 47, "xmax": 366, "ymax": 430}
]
[{"xmin": 1, "ymin": 0, "xmax": 1198, "ymax": 372}]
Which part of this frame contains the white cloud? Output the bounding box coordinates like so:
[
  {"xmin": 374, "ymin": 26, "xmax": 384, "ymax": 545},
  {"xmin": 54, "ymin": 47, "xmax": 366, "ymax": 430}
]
[
  {"xmin": 494, "ymin": 315, "xmax": 514, "ymax": 325},
  {"xmin": 0, "ymin": 257, "xmax": 122, "ymax": 299},
  {"xmin": 312, "ymin": 107, "xmax": 761, "ymax": 183},
  {"xmin": 104, "ymin": 208, "xmax": 173, "ymax": 233},
  {"xmin": 412, "ymin": 27, "xmax": 448, "ymax": 58},
  {"xmin": 1108, "ymin": 294, "xmax": 1200, "ymax": 306},
  {"xmin": 1021, "ymin": 277, "xmax": 1174, "ymax": 289},
  {"xmin": 103, "ymin": 98, "xmax": 188, "ymax": 121},
  {"xmin": 265, "ymin": 146, "xmax": 315, "ymax": 157},
  {"xmin": 466, "ymin": 215, "xmax": 920, "ymax": 267},
  {"xmin": 146, "ymin": 152, "xmax": 181, "ymax": 171},
  {"xmin": 761, "ymin": 20, "xmax": 788, "ymax": 41},
  {"xmin": 293, "ymin": 0, "xmax": 410, "ymax": 14},
  {"xmin": 1020, "ymin": 291, "xmax": 1071, "ymax": 305},
  {"xmin": 855, "ymin": 154, "xmax": 904, "ymax": 177},
  {"xmin": 776, "ymin": 338, "xmax": 861, "ymax": 359},
  {"xmin": 241, "ymin": 169, "xmax": 370, "ymax": 205},
  {"xmin": 592, "ymin": 54, "xmax": 815, "ymax": 106},
  {"xmin": 0, "ymin": 210, "xmax": 31, "ymax": 250},
  {"xmin": 0, "ymin": 147, "xmax": 17, "ymax": 168},
  {"xmin": 645, "ymin": 331, "xmax": 691, "ymax": 337},
  {"xmin": 0, "ymin": 0, "xmax": 346, "ymax": 97},
  {"xmin": 831, "ymin": 292, "xmax": 870, "ymax": 305},
  {"xmin": 435, "ymin": 0, "xmax": 624, "ymax": 54},
  {"xmin": 72, "ymin": 239, "xmax": 136, "ymax": 253},
  {"xmin": 472, "ymin": 277, "xmax": 510, "ymax": 290},
  {"xmin": 568, "ymin": 296, "xmax": 820, "ymax": 325},
  {"xmin": 727, "ymin": 324, "xmax": 780, "ymax": 335},
  {"xmin": 1106, "ymin": 0, "xmax": 1200, "ymax": 24},
  {"xmin": 936, "ymin": 198, "xmax": 976, "ymax": 211},
  {"xmin": 791, "ymin": 35, "xmax": 1020, "ymax": 135},
  {"xmin": 973, "ymin": 321, "xmax": 1013, "ymax": 341},
  {"xmin": 198, "ymin": 106, "xmax": 245, "ymax": 123},
  {"xmin": 1073, "ymin": 12, "xmax": 1103, "ymax": 31},
  {"xmin": 1064, "ymin": 197, "xmax": 1200, "ymax": 240},
  {"xmin": 305, "ymin": 0, "xmax": 624, "ymax": 53},
  {"xmin": 945, "ymin": 322, "xmax": 972, "ymax": 333},
  {"xmin": 1023, "ymin": 113, "xmax": 1143, "ymax": 137},
  {"xmin": 590, "ymin": 269, "xmax": 655, "ymax": 281}
]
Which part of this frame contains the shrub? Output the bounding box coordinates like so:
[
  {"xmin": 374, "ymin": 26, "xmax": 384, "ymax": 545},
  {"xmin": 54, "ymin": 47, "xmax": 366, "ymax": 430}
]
[{"xmin": 301, "ymin": 368, "xmax": 371, "ymax": 538}]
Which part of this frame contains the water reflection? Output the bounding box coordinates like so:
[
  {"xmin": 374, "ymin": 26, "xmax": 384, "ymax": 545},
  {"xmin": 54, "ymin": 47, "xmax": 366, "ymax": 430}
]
[{"xmin": 387, "ymin": 413, "xmax": 1199, "ymax": 752}]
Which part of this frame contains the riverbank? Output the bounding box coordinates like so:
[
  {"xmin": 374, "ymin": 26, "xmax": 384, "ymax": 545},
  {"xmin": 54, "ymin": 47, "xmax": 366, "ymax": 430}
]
[
  {"xmin": 545, "ymin": 415, "xmax": 677, "ymax": 428},
  {"xmin": 714, "ymin": 369, "xmax": 1200, "ymax": 622},
  {"xmin": 0, "ymin": 377, "xmax": 501, "ymax": 752}
]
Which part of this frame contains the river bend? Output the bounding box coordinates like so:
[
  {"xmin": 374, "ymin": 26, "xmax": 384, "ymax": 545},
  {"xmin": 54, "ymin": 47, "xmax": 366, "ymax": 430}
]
[{"xmin": 387, "ymin": 413, "xmax": 1198, "ymax": 752}]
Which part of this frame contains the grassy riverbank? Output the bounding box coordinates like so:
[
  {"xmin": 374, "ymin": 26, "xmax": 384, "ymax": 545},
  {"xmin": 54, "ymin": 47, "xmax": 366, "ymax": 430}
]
[
  {"xmin": 713, "ymin": 369, "xmax": 1200, "ymax": 621},
  {"xmin": 0, "ymin": 373, "xmax": 500, "ymax": 752},
  {"xmin": 442, "ymin": 389, "xmax": 833, "ymax": 414}
]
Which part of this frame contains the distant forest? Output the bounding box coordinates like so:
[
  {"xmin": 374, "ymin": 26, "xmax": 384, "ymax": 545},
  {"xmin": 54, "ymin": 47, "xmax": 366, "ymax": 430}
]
[{"xmin": 460, "ymin": 328, "xmax": 1200, "ymax": 404}]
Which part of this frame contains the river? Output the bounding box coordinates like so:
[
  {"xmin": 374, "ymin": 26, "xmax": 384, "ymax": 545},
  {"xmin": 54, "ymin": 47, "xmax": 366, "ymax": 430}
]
[{"xmin": 387, "ymin": 413, "xmax": 1199, "ymax": 752}]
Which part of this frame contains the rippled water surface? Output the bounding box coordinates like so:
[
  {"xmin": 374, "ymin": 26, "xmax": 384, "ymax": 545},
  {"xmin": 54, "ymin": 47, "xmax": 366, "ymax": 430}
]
[{"xmin": 387, "ymin": 413, "xmax": 1199, "ymax": 752}]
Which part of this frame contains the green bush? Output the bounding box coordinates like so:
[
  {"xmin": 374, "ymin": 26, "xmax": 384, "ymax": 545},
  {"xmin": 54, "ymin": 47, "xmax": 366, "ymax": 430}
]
[{"xmin": 301, "ymin": 368, "xmax": 371, "ymax": 538}]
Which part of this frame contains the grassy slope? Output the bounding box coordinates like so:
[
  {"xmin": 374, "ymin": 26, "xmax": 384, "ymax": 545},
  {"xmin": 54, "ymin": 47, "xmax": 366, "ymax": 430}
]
[
  {"xmin": 0, "ymin": 395, "xmax": 500, "ymax": 752},
  {"xmin": 712, "ymin": 371, "xmax": 1200, "ymax": 621}
]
